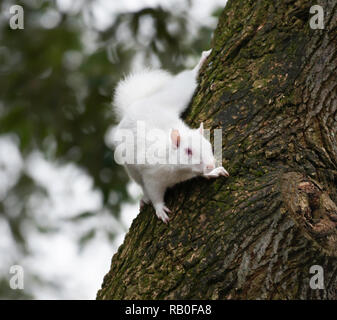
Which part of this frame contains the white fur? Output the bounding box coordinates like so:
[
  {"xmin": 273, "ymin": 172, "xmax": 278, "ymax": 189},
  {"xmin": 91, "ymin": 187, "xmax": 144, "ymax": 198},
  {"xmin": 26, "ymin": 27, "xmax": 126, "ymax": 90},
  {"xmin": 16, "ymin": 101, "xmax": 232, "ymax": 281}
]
[
  {"xmin": 113, "ymin": 50, "xmax": 229, "ymax": 223},
  {"xmin": 114, "ymin": 69, "xmax": 173, "ymax": 120}
]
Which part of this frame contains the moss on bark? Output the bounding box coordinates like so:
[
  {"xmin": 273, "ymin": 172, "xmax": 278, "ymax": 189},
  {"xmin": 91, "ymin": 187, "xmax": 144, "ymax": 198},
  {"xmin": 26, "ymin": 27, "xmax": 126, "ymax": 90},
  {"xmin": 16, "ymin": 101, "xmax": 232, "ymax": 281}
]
[{"xmin": 97, "ymin": 0, "xmax": 337, "ymax": 299}]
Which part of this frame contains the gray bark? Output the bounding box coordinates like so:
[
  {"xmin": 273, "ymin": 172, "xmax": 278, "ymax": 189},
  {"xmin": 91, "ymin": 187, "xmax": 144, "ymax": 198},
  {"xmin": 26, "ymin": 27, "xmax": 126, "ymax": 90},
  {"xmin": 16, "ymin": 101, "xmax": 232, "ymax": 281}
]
[{"xmin": 97, "ymin": 0, "xmax": 337, "ymax": 299}]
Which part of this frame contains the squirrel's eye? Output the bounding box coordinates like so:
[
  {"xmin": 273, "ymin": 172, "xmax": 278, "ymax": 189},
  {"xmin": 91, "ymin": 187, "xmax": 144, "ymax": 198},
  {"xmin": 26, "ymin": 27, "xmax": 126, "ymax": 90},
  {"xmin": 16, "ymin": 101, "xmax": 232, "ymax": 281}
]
[{"xmin": 186, "ymin": 148, "xmax": 193, "ymax": 156}]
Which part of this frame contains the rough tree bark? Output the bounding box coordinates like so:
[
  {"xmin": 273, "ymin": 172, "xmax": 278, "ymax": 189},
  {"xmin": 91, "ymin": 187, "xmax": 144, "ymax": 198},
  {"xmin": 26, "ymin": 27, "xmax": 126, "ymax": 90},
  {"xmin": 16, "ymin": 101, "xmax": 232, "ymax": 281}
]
[{"xmin": 97, "ymin": 0, "xmax": 337, "ymax": 299}]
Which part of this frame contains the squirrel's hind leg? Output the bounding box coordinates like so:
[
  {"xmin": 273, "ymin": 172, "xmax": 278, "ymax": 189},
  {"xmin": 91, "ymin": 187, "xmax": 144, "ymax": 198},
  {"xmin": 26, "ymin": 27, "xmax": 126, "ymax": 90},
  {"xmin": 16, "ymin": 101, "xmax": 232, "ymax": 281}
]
[
  {"xmin": 140, "ymin": 194, "xmax": 151, "ymax": 209},
  {"xmin": 142, "ymin": 178, "xmax": 171, "ymax": 224}
]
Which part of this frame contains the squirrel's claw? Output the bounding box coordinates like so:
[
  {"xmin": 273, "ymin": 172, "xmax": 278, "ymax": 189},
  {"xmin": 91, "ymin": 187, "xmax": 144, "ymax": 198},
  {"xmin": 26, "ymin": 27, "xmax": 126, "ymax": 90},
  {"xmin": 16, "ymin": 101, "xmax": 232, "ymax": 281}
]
[
  {"xmin": 219, "ymin": 167, "xmax": 229, "ymax": 177},
  {"xmin": 163, "ymin": 206, "xmax": 172, "ymax": 214},
  {"xmin": 155, "ymin": 204, "xmax": 171, "ymax": 224},
  {"xmin": 204, "ymin": 166, "xmax": 229, "ymax": 179}
]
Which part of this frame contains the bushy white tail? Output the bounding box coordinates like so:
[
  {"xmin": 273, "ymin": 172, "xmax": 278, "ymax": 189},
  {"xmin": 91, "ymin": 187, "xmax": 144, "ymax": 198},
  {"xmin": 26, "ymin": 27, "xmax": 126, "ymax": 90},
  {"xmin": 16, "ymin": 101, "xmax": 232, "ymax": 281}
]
[{"xmin": 113, "ymin": 69, "xmax": 172, "ymax": 119}]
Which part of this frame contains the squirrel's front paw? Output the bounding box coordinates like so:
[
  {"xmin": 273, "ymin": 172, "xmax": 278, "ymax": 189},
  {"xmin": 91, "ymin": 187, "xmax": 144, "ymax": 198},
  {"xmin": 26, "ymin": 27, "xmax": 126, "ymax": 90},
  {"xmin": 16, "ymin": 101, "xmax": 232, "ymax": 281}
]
[
  {"xmin": 204, "ymin": 166, "xmax": 229, "ymax": 179},
  {"xmin": 154, "ymin": 204, "xmax": 171, "ymax": 224}
]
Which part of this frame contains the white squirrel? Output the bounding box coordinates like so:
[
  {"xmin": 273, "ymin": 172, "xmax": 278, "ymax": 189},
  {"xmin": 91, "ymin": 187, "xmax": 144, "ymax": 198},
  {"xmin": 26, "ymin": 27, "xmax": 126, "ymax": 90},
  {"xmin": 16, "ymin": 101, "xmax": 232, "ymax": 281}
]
[{"xmin": 112, "ymin": 50, "xmax": 229, "ymax": 223}]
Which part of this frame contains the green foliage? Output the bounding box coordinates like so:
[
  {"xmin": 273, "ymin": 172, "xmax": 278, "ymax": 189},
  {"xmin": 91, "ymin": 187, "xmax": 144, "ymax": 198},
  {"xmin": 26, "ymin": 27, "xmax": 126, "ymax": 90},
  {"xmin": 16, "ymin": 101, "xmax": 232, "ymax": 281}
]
[{"xmin": 0, "ymin": 0, "xmax": 218, "ymax": 298}]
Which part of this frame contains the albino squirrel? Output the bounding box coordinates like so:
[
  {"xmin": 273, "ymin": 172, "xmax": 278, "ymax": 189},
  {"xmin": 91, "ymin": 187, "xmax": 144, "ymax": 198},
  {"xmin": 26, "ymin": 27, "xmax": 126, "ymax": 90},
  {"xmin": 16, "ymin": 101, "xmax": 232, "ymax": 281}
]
[{"xmin": 113, "ymin": 50, "xmax": 229, "ymax": 223}]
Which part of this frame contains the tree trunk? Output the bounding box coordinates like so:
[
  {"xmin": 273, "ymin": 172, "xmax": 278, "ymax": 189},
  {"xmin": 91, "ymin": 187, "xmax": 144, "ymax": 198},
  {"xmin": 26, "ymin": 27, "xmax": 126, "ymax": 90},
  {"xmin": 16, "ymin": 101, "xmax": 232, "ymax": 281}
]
[{"xmin": 97, "ymin": 0, "xmax": 337, "ymax": 300}]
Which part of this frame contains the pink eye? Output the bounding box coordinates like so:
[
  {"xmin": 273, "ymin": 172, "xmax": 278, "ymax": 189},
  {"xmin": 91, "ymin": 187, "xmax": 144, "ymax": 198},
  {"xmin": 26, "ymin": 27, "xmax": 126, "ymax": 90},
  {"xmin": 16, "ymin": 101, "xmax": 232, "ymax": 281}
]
[{"xmin": 186, "ymin": 148, "xmax": 193, "ymax": 156}]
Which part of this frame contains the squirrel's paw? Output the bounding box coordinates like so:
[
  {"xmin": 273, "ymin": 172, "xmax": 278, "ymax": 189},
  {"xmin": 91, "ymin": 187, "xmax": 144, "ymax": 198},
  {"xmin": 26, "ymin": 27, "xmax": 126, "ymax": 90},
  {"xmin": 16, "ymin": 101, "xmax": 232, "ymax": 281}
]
[
  {"xmin": 140, "ymin": 195, "xmax": 150, "ymax": 210},
  {"xmin": 154, "ymin": 204, "xmax": 171, "ymax": 224},
  {"xmin": 204, "ymin": 166, "xmax": 229, "ymax": 179}
]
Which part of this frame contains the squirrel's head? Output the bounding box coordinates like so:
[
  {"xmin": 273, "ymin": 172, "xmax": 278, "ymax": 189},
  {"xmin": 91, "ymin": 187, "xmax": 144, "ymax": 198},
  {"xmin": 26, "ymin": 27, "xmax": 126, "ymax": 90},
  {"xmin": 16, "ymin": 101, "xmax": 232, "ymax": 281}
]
[{"xmin": 170, "ymin": 123, "xmax": 216, "ymax": 174}]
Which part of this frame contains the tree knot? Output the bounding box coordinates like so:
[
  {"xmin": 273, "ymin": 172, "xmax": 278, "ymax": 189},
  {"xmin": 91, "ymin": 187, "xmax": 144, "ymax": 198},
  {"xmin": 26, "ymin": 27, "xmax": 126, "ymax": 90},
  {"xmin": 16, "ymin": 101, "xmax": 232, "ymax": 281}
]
[{"xmin": 281, "ymin": 172, "xmax": 337, "ymax": 255}]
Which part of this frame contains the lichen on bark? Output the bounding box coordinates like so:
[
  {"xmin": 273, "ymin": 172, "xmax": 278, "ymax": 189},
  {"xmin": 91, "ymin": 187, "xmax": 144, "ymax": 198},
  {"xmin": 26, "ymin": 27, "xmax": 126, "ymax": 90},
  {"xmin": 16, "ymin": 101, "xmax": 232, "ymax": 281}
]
[{"xmin": 97, "ymin": 0, "xmax": 337, "ymax": 300}]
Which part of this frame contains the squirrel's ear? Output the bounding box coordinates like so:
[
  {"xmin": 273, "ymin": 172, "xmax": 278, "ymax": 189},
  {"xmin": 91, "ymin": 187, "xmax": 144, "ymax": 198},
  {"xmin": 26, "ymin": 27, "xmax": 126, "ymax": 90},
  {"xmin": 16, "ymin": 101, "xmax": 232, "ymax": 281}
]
[
  {"xmin": 199, "ymin": 122, "xmax": 204, "ymax": 135},
  {"xmin": 170, "ymin": 129, "xmax": 180, "ymax": 149}
]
